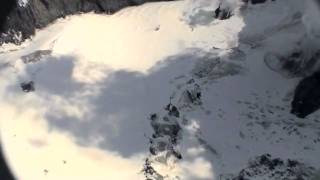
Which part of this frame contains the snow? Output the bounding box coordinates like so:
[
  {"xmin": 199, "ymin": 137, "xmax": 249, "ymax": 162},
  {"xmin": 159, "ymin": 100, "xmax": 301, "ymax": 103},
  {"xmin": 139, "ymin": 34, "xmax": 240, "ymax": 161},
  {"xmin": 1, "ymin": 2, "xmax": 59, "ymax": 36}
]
[
  {"xmin": 0, "ymin": 0, "xmax": 320, "ymax": 180},
  {"xmin": 303, "ymin": 0, "xmax": 320, "ymax": 39},
  {"xmin": 182, "ymin": 0, "xmax": 243, "ymax": 26},
  {"xmin": 17, "ymin": 0, "xmax": 29, "ymax": 7}
]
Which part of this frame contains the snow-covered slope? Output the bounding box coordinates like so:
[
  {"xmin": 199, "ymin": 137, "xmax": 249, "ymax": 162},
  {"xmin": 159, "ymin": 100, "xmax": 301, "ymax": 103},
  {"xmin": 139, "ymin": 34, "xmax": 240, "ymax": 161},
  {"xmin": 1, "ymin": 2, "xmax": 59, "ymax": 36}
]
[
  {"xmin": 1, "ymin": 0, "xmax": 176, "ymax": 45},
  {"xmin": 0, "ymin": 0, "xmax": 320, "ymax": 180}
]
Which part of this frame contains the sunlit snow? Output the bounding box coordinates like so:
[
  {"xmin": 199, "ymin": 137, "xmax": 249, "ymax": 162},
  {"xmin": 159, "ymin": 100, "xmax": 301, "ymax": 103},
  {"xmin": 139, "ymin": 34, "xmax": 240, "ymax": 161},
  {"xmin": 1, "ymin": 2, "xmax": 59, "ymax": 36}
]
[{"xmin": 1, "ymin": 0, "xmax": 320, "ymax": 180}]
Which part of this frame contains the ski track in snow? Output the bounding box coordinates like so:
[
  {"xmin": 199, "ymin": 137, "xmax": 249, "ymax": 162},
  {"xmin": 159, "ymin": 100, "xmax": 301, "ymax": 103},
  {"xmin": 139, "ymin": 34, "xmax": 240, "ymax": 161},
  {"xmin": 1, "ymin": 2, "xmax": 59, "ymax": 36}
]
[{"xmin": 1, "ymin": 0, "xmax": 320, "ymax": 179}]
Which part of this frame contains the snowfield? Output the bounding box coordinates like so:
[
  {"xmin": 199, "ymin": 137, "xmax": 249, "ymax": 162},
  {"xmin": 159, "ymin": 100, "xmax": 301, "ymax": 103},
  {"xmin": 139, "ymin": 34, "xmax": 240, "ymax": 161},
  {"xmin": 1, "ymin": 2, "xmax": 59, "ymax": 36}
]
[{"xmin": 1, "ymin": 0, "xmax": 320, "ymax": 179}]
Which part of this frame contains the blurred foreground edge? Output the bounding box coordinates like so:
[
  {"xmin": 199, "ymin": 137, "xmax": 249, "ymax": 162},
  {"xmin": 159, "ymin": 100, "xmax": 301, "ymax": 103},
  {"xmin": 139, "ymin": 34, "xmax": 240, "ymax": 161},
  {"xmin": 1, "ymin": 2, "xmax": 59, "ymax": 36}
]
[{"xmin": 0, "ymin": 145, "xmax": 15, "ymax": 180}]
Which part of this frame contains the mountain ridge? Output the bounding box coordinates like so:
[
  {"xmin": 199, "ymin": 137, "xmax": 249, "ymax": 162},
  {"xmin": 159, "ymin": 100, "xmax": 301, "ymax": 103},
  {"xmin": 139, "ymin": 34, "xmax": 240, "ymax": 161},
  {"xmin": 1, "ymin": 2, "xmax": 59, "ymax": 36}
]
[{"xmin": 0, "ymin": 0, "xmax": 176, "ymax": 45}]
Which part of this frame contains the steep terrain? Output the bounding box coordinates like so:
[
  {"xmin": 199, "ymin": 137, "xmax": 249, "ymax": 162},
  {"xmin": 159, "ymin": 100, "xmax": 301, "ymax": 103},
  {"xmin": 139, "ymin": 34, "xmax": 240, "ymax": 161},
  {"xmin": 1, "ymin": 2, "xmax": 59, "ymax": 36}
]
[
  {"xmin": 0, "ymin": 0, "xmax": 320, "ymax": 180},
  {"xmin": 0, "ymin": 0, "xmax": 175, "ymax": 45}
]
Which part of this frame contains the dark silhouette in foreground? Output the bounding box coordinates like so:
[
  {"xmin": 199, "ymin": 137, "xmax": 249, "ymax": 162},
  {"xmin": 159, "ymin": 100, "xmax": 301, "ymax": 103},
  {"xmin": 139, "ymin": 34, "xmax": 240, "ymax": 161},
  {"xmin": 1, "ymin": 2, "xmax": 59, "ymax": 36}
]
[
  {"xmin": 0, "ymin": 2, "xmax": 17, "ymax": 179},
  {"xmin": 0, "ymin": 1, "xmax": 17, "ymax": 32},
  {"xmin": 0, "ymin": 145, "xmax": 14, "ymax": 180}
]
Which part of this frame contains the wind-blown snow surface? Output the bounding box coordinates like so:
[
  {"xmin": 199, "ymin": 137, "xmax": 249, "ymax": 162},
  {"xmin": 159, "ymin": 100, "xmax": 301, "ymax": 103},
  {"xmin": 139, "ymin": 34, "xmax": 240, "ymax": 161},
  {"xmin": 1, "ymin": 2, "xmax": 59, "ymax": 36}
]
[{"xmin": 0, "ymin": 0, "xmax": 320, "ymax": 180}]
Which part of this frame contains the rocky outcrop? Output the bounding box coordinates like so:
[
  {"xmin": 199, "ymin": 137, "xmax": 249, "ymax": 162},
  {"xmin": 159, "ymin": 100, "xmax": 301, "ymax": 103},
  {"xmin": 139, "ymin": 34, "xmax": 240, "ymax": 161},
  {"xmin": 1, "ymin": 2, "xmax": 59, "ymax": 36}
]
[
  {"xmin": 291, "ymin": 71, "xmax": 320, "ymax": 118},
  {"xmin": 0, "ymin": 0, "xmax": 174, "ymax": 45},
  {"xmin": 221, "ymin": 154, "xmax": 315, "ymax": 180}
]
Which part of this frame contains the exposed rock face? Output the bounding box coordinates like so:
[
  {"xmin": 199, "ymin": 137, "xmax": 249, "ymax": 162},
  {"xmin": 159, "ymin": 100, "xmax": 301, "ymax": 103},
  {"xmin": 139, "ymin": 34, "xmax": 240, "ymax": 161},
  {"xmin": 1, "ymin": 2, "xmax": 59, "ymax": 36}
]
[
  {"xmin": 214, "ymin": 4, "xmax": 233, "ymax": 20},
  {"xmin": 250, "ymin": 0, "xmax": 268, "ymax": 4},
  {"xmin": 291, "ymin": 71, "xmax": 320, "ymax": 118},
  {"xmin": 221, "ymin": 154, "xmax": 315, "ymax": 180},
  {"xmin": 0, "ymin": 0, "xmax": 174, "ymax": 45},
  {"xmin": 264, "ymin": 51, "xmax": 320, "ymax": 78}
]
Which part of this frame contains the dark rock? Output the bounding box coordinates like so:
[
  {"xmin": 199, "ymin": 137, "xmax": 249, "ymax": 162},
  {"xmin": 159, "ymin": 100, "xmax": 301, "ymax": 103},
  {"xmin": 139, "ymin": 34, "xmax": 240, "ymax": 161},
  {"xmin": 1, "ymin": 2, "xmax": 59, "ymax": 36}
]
[
  {"xmin": 179, "ymin": 84, "xmax": 202, "ymax": 107},
  {"xmin": 20, "ymin": 81, "xmax": 35, "ymax": 92},
  {"xmin": 272, "ymin": 158, "xmax": 284, "ymax": 166},
  {"xmin": 243, "ymin": 0, "xmax": 273, "ymax": 4},
  {"xmin": 150, "ymin": 113, "xmax": 157, "ymax": 121},
  {"xmin": 0, "ymin": 0, "xmax": 175, "ymax": 45},
  {"xmin": 151, "ymin": 122, "xmax": 180, "ymax": 139},
  {"xmin": 287, "ymin": 159, "xmax": 299, "ymax": 168},
  {"xmin": 222, "ymin": 154, "xmax": 315, "ymax": 180},
  {"xmin": 291, "ymin": 71, "xmax": 320, "ymax": 118},
  {"xmin": 214, "ymin": 5, "xmax": 232, "ymax": 20},
  {"xmin": 173, "ymin": 150, "xmax": 182, "ymax": 159},
  {"xmin": 142, "ymin": 158, "xmax": 164, "ymax": 180},
  {"xmin": 154, "ymin": 25, "xmax": 160, "ymax": 31},
  {"xmin": 251, "ymin": 0, "xmax": 268, "ymax": 4},
  {"xmin": 149, "ymin": 146, "xmax": 157, "ymax": 155},
  {"xmin": 166, "ymin": 104, "xmax": 180, "ymax": 118}
]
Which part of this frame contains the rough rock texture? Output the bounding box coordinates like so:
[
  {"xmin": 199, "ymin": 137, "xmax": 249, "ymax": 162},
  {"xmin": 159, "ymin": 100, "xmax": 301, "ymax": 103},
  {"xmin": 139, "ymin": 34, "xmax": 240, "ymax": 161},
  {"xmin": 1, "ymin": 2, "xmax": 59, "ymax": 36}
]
[
  {"xmin": 221, "ymin": 154, "xmax": 315, "ymax": 180},
  {"xmin": 0, "ymin": 0, "xmax": 174, "ymax": 45},
  {"xmin": 214, "ymin": 4, "xmax": 233, "ymax": 20}
]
